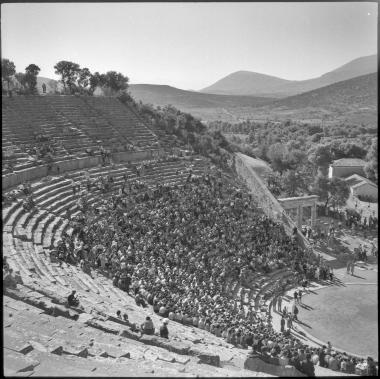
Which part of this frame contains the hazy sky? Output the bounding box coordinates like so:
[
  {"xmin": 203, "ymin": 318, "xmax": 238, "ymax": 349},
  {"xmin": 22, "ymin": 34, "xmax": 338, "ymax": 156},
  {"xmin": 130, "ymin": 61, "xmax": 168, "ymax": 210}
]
[{"xmin": 1, "ymin": 2, "xmax": 377, "ymax": 90}]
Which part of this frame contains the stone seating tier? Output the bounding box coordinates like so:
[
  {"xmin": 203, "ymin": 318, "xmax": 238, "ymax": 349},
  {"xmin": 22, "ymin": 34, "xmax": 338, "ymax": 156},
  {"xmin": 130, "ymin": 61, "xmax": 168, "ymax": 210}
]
[
  {"xmin": 2, "ymin": 160, "xmax": 352, "ymax": 376},
  {"xmin": 4, "ymin": 293, "xmax": 264, "ymax": 377},
  {"xmin": 2, "ymin": 158, "xmax": 206, "ymax": 256},
  {"xmin": 2, "ymin": 95, "xmax": 160, "ymax": 170}
]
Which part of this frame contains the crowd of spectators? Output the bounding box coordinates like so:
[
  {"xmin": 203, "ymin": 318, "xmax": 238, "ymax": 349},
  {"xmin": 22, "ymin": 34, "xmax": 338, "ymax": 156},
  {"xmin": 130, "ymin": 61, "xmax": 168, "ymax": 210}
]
[
  {"xmin": 3, "ymin": 162, "xmax": 377, "ymax": 376},
  {"xmin": 53, "ymin": 167, "xmax": 346, "ymax": 373},
  {"xmin": 319, "ymin": 205, "xmax": 378, "ymax": 232}
]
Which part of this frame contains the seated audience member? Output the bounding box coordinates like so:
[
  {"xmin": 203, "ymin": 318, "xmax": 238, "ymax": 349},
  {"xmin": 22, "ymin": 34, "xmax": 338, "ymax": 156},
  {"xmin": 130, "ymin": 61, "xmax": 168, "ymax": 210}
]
[
  {"xmin": 141, "ymin": 316, "xmax": 155, "ymax": 335},
  {"xmin": 3, "ymin": 268, "xmax": 17, "ymax": 289},
  {"xmin": 160, "ymin": 318, "xmax": 169, "ymax": 339},
  {"xmin": 67, "ymin": 290, "xmax": 79, "ymax": 307}
]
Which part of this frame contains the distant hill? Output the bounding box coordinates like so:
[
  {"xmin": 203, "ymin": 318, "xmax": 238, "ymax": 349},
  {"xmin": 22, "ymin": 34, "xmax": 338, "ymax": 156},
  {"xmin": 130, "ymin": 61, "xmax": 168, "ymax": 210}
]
[
  {"xmin": 129, "ymin": 83, "xmax": 275, "ymax": 121},
  {"xmin": 129, "ymin": 84, "xmax": 273, "ymax": 108},
  {"xmin": 200, "ymin": 71, "xmax": 292, "ymax": 97},
  {"xmin": 201, "ymin": 54, "xmax": 377, "ymax": 97},
  {"xmin": 271, "ymin": 72, "xmax": 377, "ymax": 109},
  {"xmin": 234, "ymin": 72, "xmax": 378, "ymax": 126}
]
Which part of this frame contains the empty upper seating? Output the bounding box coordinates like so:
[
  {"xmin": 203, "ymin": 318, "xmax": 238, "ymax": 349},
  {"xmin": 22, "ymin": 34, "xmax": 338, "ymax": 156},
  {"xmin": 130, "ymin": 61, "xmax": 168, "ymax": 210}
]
[{"xmin": 2, "ymin": 95, "xmax": 160, "ymax": 172}]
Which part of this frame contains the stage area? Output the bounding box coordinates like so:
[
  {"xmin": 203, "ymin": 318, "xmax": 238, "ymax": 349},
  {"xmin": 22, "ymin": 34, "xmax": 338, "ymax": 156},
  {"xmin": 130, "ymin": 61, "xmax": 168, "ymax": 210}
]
[{"xmin": 298, "ymin": 266, "xmax": 378, "ymax": 359}]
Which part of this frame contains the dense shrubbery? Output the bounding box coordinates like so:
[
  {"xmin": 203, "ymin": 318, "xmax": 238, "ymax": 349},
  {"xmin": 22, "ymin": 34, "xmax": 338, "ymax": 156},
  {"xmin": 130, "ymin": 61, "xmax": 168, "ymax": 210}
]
[
  {"xmin": 209, "ymin": 119, "xmax": 377, "ymax": 194},
  {"xmin": 118, "ymin": 94, "xmax": 235, "ymax": 170}
]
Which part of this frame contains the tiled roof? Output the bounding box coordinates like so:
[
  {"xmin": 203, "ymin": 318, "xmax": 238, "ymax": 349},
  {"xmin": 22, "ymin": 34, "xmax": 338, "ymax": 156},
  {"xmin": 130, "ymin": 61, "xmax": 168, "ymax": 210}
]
[
  {"xmin": 345, "ymin": 174, "xmax": 371, "ymax": 185},
  {"xmin": 351, "ymin": 181, "xmax": 378, "ymax": 189},
  {"xmin": 331, "ymin": 158, "xmax": 366, "ymax": 167}
]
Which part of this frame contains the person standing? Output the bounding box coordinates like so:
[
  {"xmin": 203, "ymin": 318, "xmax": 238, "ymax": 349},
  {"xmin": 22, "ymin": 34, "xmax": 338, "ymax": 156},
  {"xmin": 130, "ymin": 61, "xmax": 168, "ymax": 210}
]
[
  {"xmin": 298, "ymin": 289, "xmax": 302, "ymax": 304},
  {"xmin": 371, "ymin": 243, "xmax": 377, "ymax": 257},
  {"xmin": 367, "ymin": 357, "xmax": 377, "ymax": 376},
  {"xmin": 160, "ymin": 318, "xmax": 169, "ymax": 339},
  {"xmin": 328, "ymin": 352, "xmax": 340, "ymax": 371},
  {"xmin": 350, "ymin": 261, "xmax": 355, "ymax": 276},
  {"xmin": 280, "ymin": 316, "xmax": 285, "ymax": 333},
  {"xmin": 329, "ymin": 266, "xmax": 334, "ymax": 281},
  {"xmin": 363, "ymin": 247, "xmax": 368, "ymax": 263},
  {"xmin": 319, "ymin": 347, "xmax": 327, "ymax": 368},
  {"xmin": 277, "ymin": 295, "xmax": 282, "ymax": 312},
  {"xmin": 293, "ymin": 290, "xmax": 298, "ymax": 304},
  {"xmin": 287, "ymin": 314, "xmax": 293, "ymax": 330},
  {"xmin": 293, "ymin": 305, "xmax": 299, "ymax": 321},
  {"xmin": 272, "ymin": 296, "xmax": 277, "ymax": 313},
  {"xmin": 300, "ymin": 353, "xmax": 315, "ymax": 377}
]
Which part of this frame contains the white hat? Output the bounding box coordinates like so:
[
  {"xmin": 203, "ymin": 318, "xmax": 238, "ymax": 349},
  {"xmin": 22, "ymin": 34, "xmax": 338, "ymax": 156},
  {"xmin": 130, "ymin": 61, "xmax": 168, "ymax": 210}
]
[{"xmin": 163, "ymin": 318, "xmax": 169, "ymax": 324}]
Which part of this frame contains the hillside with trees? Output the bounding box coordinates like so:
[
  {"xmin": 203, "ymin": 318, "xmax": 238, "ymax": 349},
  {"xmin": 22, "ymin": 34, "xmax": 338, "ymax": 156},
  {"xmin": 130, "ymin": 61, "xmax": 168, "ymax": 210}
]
[{"xmin": 209, "ymin": 116, "xmax": 377, "ymax": 204}]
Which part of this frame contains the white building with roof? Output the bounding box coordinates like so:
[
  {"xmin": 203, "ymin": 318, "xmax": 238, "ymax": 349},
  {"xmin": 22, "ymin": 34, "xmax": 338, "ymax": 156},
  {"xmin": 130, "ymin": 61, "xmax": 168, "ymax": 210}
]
[
  {"xmin": 344, "ymin": 174, "xmax": 378, "ymax": 201},
  {"xmin": 350, "ymin": 181, "xmax": 377, "ymax": 200},
  {"xmin": 328, "ymin": 158, "xmax": 366, "ymax": 179}
]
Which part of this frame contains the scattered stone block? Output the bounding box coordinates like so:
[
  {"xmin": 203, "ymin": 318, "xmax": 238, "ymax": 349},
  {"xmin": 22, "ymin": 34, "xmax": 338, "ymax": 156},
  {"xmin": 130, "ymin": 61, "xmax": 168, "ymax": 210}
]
[
  {"xmin": 197, "ymin": 353, "xmax": 221, "ymax": 367},
  {"xmin": 4, "ymin": 369, "xmax": 34, "ymax": 377},
  {"xmin": 76, "ymin": 313, "xmax": 94, "ymax": 324},
  {"xmin": 76, "ymin": 347, "xmax": 89, "ymax": 358},
  {"xmin": 159, "ymin": 338, "xmax": 191, "ymax": 355},
  {"xmin": 86, "ymin": 319, "xmax": 119, "ymax": 335},
  {"xmin": 49, "ymin": 345, "xmax": 64, "ymax": 355},
  {"xmin": 157, "ymin": 354, "xmax": 176, "ymax": 363},
  {"xmin": 118, "ymin": 328, "xmax": 140, "ymax": 341},
  {"xmin": 18, "ymin": 344, "xmax": 34, "ymax": 355},
  {"xmin": 29, "ymin": 341, "xmax": 48, "ymax": 353},
  {"xmin": 64, "ymin": 346, "xmax": 88, "ymax": 358},
  {"xmin": 4, "ymin": 349, "xmax": 40, "ymax": 373},
  {"xmin": 175, "ymin": 356, "xmax": 191, "ymax": 365},
  {"xmin": 50, "ymin": 304, "xmax": 72, "ymax": 318}
]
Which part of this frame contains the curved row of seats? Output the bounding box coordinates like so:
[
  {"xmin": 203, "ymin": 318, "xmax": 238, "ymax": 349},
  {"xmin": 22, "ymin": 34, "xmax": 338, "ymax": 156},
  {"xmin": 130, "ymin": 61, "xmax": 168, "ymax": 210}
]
[
  {"xmin": 3, "ymin": 154, "xmax": 290, "ymax": 328},
  {"xmin": 2, "ymin": 156, "xmax": 221, "ymax": 333},
  {"xmin": 3, "ymin": 160, "xmax": 350, "ymax": 377},
  {"xmin": 5, "ymin": 158, "xmax": 206, "ymax": 245}
]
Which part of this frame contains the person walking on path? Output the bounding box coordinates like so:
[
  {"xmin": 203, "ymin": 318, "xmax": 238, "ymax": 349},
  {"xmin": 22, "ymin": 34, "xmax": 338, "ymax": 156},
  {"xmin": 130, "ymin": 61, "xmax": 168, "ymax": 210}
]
[
  {"xmin": 280, "ymin": 316, "xmax": 285, "ymax": 333},
  {"xmin": 346, "ymin": 260, "xmax": 351, "ymax": 274},
  {"xmin": 298, "ymin": 289, "xmax": 302, "ymax": 304},
  {"xmin": 350, "ymin": 262, "xmax": 355, "ymax": 276}
]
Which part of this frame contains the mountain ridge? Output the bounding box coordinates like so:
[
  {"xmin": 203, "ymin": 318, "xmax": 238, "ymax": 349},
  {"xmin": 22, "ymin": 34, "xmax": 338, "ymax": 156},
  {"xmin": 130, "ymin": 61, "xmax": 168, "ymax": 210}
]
[{"xmin": 200, "ymin": 54, "xmax": 377, "ymax": 97}]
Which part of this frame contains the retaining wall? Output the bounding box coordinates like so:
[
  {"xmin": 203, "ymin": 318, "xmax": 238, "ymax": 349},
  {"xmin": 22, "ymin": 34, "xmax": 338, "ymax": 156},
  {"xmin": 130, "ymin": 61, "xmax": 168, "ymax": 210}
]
[
  {"xmin": 244, "ymin": 355, "xmax": 306, "ymax": 377},
  {"xmin": 234, "ymin": 153, "xmax": 311, "ymax": 250}
]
